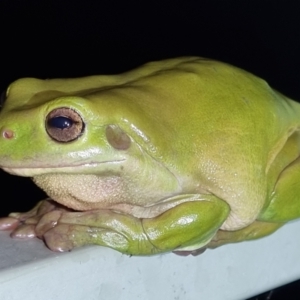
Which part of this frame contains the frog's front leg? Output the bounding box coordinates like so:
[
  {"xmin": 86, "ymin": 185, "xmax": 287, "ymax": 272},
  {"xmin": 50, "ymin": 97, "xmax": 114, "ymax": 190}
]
[{"xmin": 36, "ymin": 195, "xmax": 230, "ymax": 255}]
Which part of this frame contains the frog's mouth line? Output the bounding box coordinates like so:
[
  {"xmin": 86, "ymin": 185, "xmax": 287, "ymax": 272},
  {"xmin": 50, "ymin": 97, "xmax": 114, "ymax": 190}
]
[{"xmin": 2, "ymin": 159, "xmax": 126, "ymax": 177}]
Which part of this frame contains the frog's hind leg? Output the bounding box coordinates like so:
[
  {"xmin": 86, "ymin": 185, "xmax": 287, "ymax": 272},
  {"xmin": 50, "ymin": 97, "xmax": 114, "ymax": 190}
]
[
  {"xmin": 206, "ymin": 132, "xmax": 300, "ymax": 250},
  {"xmin": 206, "ymin": 220, "xmax": 283, "ymax": 249},
  {"xmin": 258, "ymin": 131, "xmax": 300, "ymax": 223},
  {"xmin": 259, "ymin": 155, "xmax": 300, "ymax": 222}
]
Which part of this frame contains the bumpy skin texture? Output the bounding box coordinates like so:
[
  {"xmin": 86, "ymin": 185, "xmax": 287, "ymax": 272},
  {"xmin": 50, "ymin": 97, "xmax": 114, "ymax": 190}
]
[{"xmin": 0, "ymin": 57, "xmax": 300, "ymax": 255}]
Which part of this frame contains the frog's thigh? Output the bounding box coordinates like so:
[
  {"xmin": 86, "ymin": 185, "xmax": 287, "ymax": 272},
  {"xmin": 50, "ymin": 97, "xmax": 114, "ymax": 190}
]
[
  {"xmin": 43, "ymin": 195, "xmax": 230, "ymax": 255},
  {"xmin": 207, "ymin": 220, "xmax": 283, "ymax": 249},
  {"xmin": 259, "ymin": 157, "xmax": 300, "ymax": 222}
]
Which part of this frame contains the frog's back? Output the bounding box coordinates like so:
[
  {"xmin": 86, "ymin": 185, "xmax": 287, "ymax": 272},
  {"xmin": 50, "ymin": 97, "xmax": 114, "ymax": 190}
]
[{"xmin": 113, "ymin": 57, "xmax": 300, "ymax": 230}]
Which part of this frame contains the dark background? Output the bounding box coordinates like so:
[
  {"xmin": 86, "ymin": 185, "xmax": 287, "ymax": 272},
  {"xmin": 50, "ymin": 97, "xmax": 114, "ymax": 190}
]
[{"xmin": 0, "ymin": 1, "xmax": 299, "ymax": 299}]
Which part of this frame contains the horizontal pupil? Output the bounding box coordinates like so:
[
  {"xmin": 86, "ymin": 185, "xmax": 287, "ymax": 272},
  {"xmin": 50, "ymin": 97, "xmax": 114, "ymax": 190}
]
[{"xmin": 48, "ymin": 116, "xmax": 73, "ymax": 129}]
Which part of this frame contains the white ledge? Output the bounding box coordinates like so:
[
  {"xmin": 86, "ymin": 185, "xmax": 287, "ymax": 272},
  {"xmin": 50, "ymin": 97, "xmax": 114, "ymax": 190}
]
[{"xmin": 0, "ymin": 220, "xmax": 300, "ymax": 300}]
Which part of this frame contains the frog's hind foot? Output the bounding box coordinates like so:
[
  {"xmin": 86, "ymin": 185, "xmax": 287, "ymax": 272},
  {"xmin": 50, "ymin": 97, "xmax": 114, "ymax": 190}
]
[{"xmin": 173, "ymin": 248, "xmax": 207, "ymax": 256}]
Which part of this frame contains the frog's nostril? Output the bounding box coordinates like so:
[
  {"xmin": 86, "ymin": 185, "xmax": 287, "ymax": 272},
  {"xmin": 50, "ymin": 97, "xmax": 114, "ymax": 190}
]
[{"xmin": 1, "ymin": 128, "xmax": 14, "ymax": 139}]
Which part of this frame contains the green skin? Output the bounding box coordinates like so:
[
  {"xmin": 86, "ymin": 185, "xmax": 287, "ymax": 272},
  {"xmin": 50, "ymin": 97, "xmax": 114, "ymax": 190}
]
[{"xmin": 0, "ymin": 57, "xmax": 300, "ymax": 255}]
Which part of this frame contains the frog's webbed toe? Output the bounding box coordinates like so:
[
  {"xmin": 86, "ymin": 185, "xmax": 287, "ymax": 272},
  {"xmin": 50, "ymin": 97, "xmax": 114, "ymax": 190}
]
[
  {"xmin": 0, "ymin": 217, "xmax": 21, "ymax": 231},
  {"xmin": 173, "ymin": 248, "xmax": 207, "ymax": 256}
]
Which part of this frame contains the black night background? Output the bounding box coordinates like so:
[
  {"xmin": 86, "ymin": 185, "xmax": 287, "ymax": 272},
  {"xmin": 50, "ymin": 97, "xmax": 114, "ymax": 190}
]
[{"xmin": 0, "ymin": 1, "xmax": 299, "ymax": 299}]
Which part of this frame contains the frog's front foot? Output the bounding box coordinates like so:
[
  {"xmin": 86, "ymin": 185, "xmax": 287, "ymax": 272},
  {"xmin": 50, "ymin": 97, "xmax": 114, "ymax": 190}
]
[
  {"xmin": 0, "ymin": 199, "xmax": 72, "ymax": 239},
  {"xmin": 0, "ymin": 202, "xmax": 147, "ymax": 253}
]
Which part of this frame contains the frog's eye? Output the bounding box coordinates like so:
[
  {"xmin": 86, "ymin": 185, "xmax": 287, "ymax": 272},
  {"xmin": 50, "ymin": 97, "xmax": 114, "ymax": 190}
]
[{"xmin": 46, "ymin": 107, "xmax": 84, "ymax": 142}]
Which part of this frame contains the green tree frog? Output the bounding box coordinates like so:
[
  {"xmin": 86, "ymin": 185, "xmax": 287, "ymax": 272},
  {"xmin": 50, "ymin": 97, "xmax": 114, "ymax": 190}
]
[{"xmin": 0, "ymin": 57, "xmax": 300, "ymax": 256}]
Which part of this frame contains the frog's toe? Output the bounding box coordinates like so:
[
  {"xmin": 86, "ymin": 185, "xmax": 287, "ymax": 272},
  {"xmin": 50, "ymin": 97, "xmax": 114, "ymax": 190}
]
[
  {"xmin": 35, "ymin": 210, "xmax": 63, "ymax": 237},
  {"xmin": 173, "ymin": 248, "xmax": 207, "ymax": 256},
  {"xmin": 10, "ymin": 224, "xmax": 36, "ymax": 239},
  {"xmin": 43, "ymin": 224, "xmax": 76, "ymax": 252},
  {"xmin": 8, "ymin": 199, "xmax": 57, "ymax": 221},
  {"xmin": 0, "ymin": 217, "xmax": 21, "ymax": 230}
]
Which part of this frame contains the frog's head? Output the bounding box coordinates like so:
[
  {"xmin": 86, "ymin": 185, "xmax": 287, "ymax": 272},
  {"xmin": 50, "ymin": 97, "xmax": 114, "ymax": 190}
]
[
  {"xmin": 0, "ymin": 79, "xmax": 116, "ymax": 174},
  {"xmin": 0, "ymin": 77, "xmax": 180, "ymax": 210}
]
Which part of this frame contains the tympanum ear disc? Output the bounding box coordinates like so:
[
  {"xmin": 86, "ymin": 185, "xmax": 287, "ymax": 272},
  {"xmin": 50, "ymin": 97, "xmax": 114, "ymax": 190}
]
[{"xmin": 106, "ymin": 125, "xmax": 131, "ymax": 150}]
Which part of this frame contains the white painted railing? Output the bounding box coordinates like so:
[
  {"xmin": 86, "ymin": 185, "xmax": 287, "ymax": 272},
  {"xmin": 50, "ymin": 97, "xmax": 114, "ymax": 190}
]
[{"xmin": 0, "ymin": 220, "xmax": 300, "ymax": 300}]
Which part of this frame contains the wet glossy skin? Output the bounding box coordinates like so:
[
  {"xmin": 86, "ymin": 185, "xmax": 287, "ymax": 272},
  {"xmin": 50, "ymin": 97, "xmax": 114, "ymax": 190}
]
[{"xmin": 0, "ymin": 57, "xmax": 300, "ymax": 255}]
